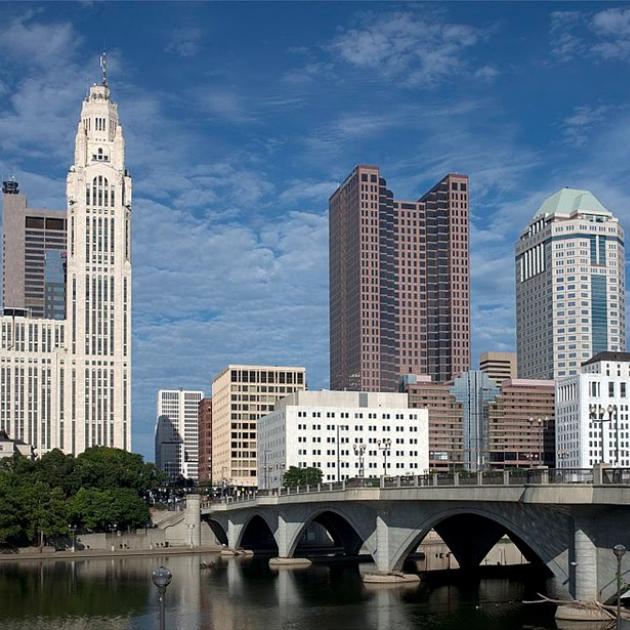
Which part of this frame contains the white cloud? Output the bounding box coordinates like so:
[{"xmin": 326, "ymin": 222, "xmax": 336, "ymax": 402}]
[
  {"xmin": 474, "ymin": 65, "xmax": 499, "ymax": 80},
  {"xmin": 328, "ymin": 10, "xmax": 483, "ymax": 86},
  {"xmin": 591, "ymin": 8, "xmax": 630, "ymax": 59},
  {"xmin": 0, "ymin": 13, "xmax": 80, "ymax": 68},
  {"xmin": 561, "ymin": 104, "xmax": 613, "ymax": 146},
  {"xmin": 550, "ymin": 8, "xmax": 630, "ymax": 62},
  {"xmin": 549, "ymin": 11, "xmax": 585, "ymax": 61},
  {"xmin": 165, "ymin": 27, "xmax": 203, "ymax": 57}
]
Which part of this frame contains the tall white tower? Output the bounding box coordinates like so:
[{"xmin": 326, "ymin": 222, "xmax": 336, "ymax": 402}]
[
  {"xmin": 515, "ymin": 188, "xmax": 625, "ymax": 380},
  {"xmin": 64, "ymin": 63, "xmax": 132, "ymax": 453}
]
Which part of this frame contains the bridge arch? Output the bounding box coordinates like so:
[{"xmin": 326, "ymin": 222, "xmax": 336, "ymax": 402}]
[
  {"xmin": 206, "ymin": 518, "xmax": 228, "ymax": 546},
  {"xmin": 237, "ymin": 513, "xmax": 279, "ymax": 552},
  {"xmin": 283, "ymin": 503, "xmax": 377, "ymax": 560},
  {"xmin": 386, "ymin": 503, "xmax": 569, "ymax": 585}
]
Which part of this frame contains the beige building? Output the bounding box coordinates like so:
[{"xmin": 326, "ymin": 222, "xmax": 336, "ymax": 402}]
[
  {"xmin": 479, "ymin": 352, "xmax": 517, "ymax": 384},
  {"xmin": 211, "ymin": 365, "xmax": 306, "ymax": 487}
]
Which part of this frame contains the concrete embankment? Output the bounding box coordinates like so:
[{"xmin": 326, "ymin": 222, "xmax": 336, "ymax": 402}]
[{"xmin": 0, "ymin": 545, "xmax": 223, "ymax": 563}]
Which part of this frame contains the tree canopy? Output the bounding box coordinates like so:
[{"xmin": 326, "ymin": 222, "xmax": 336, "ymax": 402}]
[
  {"xmin": 282, "ymin": 466, "xmax": 323, "ymax": 488},
  {"xmin": 0, "ymin": 447, "xmax": 162, "ymax": 548}
]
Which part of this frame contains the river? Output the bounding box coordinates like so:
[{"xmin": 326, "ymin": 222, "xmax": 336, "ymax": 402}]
[{"xmin": 0, "ymin": 553, "xmax": 590, "ymax": 629}]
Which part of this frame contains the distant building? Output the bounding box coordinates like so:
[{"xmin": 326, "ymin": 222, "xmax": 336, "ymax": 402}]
[
  {"xmin": 2, "ymin": 180, "xmax": 67, "ymax": 318},
  {"xmin": 479, "ymin": 352, "xmax": 517, "ymax": 384},
  {"xmin": 211, "ymin": 365, "xmax": 306, "ymax": 488},
  {"xmin": 516, "ymin": 188, "xmax": 625, "ymax": 380},
  {"xmin": 556, "ymin": 352, "xmax": 630, "ymax": 468},
  {"xmin": 257, "ymin": 390, "xmax": 429, "ymax": 489},
  {"xmin": 329, "ymin": 165, "xmax": 470, "ymax": 392},
  {"xmin": 155, "ymin": 389, "xmax": 203, "ymax": 481},
  {"xmin": 403, "ymin": 372, "xmax": 555, "ymax": 471},
  {"xmin": 198, "ymin": 397, "xmax": 212, "ymax": 483},
  {"xmin": 0, "ymin": 429, "xmax": 34, "ymax": 460}
]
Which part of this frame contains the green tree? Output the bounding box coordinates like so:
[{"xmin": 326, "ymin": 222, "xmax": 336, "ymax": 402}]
[
  {"xmin": 0, "ymin": 474, "xmax": 24, "ymax": 545},
  {"xmin": 20, "ymin": 482, "xmax": 69, "ymax": 547},
  {"xmin": 71, "ymin": 487, "xmax": 149, "ymax": 532},
  {"xmin": 73, "ymin": 447, "xmax": 162, "ymax": 494},
  {"xmin": 282, "ymin": 466, "xmax": 323, "ymax": 488}
]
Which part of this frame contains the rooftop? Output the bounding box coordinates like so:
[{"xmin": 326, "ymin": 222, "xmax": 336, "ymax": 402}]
[
  {"xmin": 533, "ymin": 187, "xmax": 611, "ymax": 220},
  {"xmin": 582, "ymin": 352, "xmax": 630, "ymax": 367}
]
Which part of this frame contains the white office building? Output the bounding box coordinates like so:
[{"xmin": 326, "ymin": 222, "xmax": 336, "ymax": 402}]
[
  {"xmin": 0, "ymin": 60, "xmax": 133, "ymax": 455},
  {"xmin": 257, "ymin": 390, "xmax": 429, "ymax": 489},
  {"xmin": 155, "ymin": 389, "xmax": 203, "ymax": 480},
  {"xmin": 556, "ymin": 352, "xmax": 630, "ymax": 468},
  {"xmin": 515, "ymin": 188, "xmax": 625, "ymax": 380}
]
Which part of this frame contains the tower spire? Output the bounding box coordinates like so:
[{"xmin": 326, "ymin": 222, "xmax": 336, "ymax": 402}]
[{"xmin": 99, "ymin": 52, "xmax": 108, "ymax": 87}]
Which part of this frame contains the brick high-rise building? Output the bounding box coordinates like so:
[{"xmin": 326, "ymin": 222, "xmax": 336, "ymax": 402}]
[
  {"xmin": 198, "ymin": 397, "xmax": 212, "ymax": 483},
  {"xmin": 2, "ymin": 180, "xmax": 67, "ymax": 318},
  {"xmin": 329, "ymin": 165, "xmax": 470, "ymax": 392}
]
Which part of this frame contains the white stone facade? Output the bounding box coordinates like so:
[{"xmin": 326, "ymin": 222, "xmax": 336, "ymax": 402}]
[
  {"xmin": 516, "ymin": 189, "xmax": 625, "ymax": 380},
  {"xmin": 556, "ymin": 352, "xmax": 630, "ymax": 468},
  {"xmin": 0, "ymin": 76, "xmax": 132, "ymax": 455},
  {"xmin": 0, "ymin": 315, "xmax": 65, "ymax": 452},
  {"xmin": 257, "ymin": 390, "xmax": 429, "ymax": 489},
  {"xmin": 155, "ymin": 389, "xmax": 203, "ymax": 480}
]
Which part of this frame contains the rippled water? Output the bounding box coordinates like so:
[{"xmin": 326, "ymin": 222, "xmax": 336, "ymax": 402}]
[{"xmin": 0, "ymin": 553, "xmax": 569, "ymax": 629}]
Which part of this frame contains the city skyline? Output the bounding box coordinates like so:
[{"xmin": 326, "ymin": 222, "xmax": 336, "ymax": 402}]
[{"xmin": 1, "ymin": 3, "xmax": 630, "ymax": 459}]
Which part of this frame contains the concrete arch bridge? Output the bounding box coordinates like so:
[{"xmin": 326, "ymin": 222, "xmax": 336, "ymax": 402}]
[{"xmin": 194, "ymin": 468, "xmax": 630, "ymax": 604}]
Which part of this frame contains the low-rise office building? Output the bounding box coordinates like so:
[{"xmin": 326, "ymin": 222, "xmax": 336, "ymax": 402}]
[
  {"xmin": 257, "ymin": 390, "xmax": 429, "ymax": 489},
  {"xmin": 403, "ymin": 373, "xmax": 555, "ymax": 470},
  {"xmin": 556, "ymin": 352, "xmax": 630, "ymax": 468}
]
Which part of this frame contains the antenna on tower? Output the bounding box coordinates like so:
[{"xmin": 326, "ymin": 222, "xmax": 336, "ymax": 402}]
[{"xmin": 100, "ymin": 52, "xmax": 108, "ymax": 87}]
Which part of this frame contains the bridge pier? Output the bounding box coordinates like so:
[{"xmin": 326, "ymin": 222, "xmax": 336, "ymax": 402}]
[
  {"xmin": 268, "ymin": 513, "xmax": 313, "ymax": 568},
  {"xmin": 362, "ymin": 513, "xmax": 420, "ymax": 584},
  {"xmin": 573, "ymin": 517, "xmax": 598, "ymax": 602},
  {"xmin": 185, "ymin": 494, "xmax": 201, "ymax": 548}
]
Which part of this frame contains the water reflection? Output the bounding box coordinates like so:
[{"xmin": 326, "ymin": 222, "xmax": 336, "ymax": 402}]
[{"xmin": 0, "ymin": 554, "xmax": 560, "ymax": 630}]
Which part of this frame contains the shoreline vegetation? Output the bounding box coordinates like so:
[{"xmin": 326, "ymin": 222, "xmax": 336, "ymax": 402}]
[{"xmin": 0, "ymin": 447, "xmax": 164, "ymax": 550}]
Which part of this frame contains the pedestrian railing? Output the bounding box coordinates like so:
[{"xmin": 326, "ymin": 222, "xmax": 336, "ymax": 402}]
[{"xmin": 199, "ymin": 467, "xmax": 630, "ymax": 509}]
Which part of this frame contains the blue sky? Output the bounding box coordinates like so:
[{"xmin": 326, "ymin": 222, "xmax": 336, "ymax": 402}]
[{"xmin": 1, "ymin": 2, "xmax": 630, "ymax": 461}]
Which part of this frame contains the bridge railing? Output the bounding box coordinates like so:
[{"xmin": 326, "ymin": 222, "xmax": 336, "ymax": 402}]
[{"xmin": 200, "ymin": 467, "xmax": 630, "ymax": 508}]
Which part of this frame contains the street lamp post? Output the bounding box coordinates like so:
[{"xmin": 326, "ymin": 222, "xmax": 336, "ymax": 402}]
[
  {"xmin": 614, "ymin": 544, "xmax": 626, "ymax": 629},
  {"xmin": 377, "ymin": 439, "xmax": 391, "ymax": 478},
  {"xmin": 589, "ymin": 404, "xmax": 610, "ymax": 465},
  {"xmin": 152, "ymin": 566, "xmax": 173, "ymax": 630},
  {"xmin": 528, "ymin": 416, "xmax": 549, "ymax": 465},
  {"xmin": 68, "ymin": 524, "xmax": 77, "ymax": 552},
  {"xmin": 353, "ymin": 441, "xmax": 366, "ymax": 478}
]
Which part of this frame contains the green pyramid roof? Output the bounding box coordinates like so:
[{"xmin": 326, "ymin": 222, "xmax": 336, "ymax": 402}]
[{"xmin": 533, "ymin": 188, "xmax": 610, "ymax": 220}]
